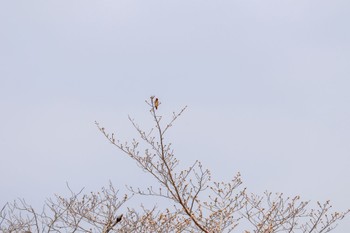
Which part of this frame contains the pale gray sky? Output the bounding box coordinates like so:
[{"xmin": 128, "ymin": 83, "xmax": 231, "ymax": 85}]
[{"xmin": 1, "ymin": 0, "xmax": 349, "ymax": 231}]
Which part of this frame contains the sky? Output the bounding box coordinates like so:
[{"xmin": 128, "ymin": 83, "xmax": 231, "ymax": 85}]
[{"xmin": 0, "ymin": 0, "xmax": 349, "ymax": 231}]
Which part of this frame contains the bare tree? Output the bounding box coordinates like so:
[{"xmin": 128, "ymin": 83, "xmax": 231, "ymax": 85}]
[
  {"xmin": 1, "ymin": 96, "xmax": 348, "ymax": 232},
  {"xmin": 95, "ymin": 96, "xmax": 349, "ymax": 233},
  {"xmin": 0, "ymin": 183, "xmax": 128, "ymax": 233}
]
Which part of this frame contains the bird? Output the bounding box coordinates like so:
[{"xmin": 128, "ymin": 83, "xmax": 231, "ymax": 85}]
[
  {"xmin": 154, "ymin": 98, "xmax": 159, "ymax": 110},
  {"xmin": 116, "ymin": 214, "xmax": 123, "ymax": 223}
]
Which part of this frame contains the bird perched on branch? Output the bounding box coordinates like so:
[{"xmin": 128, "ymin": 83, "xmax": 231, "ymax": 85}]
[
  {"xmin": 154, "ymin": 98, "xmax": 159, "ymax": 110},
  {"xmin": 116, "ymin": 214, "xmax": 123, "ymax": 223}
]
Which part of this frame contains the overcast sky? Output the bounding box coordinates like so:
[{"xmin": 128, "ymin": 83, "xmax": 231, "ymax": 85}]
[{"xmin": 1, "ymin": 0, "xmax": 349, "ymax": 231}]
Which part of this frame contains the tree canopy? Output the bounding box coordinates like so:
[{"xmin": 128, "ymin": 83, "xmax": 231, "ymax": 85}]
[{"xmin": 1, "ymin": 97, "xmax": 348, "ymax": 233}]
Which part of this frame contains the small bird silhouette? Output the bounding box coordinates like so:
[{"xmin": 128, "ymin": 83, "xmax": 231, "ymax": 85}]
[
  {"xmin": 154, "ymin": 98, "xmax": 159, "ymax": 110},
  {"xmin": 116, "ymin": 214, "xmax": 123, "ymax": 223}
]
